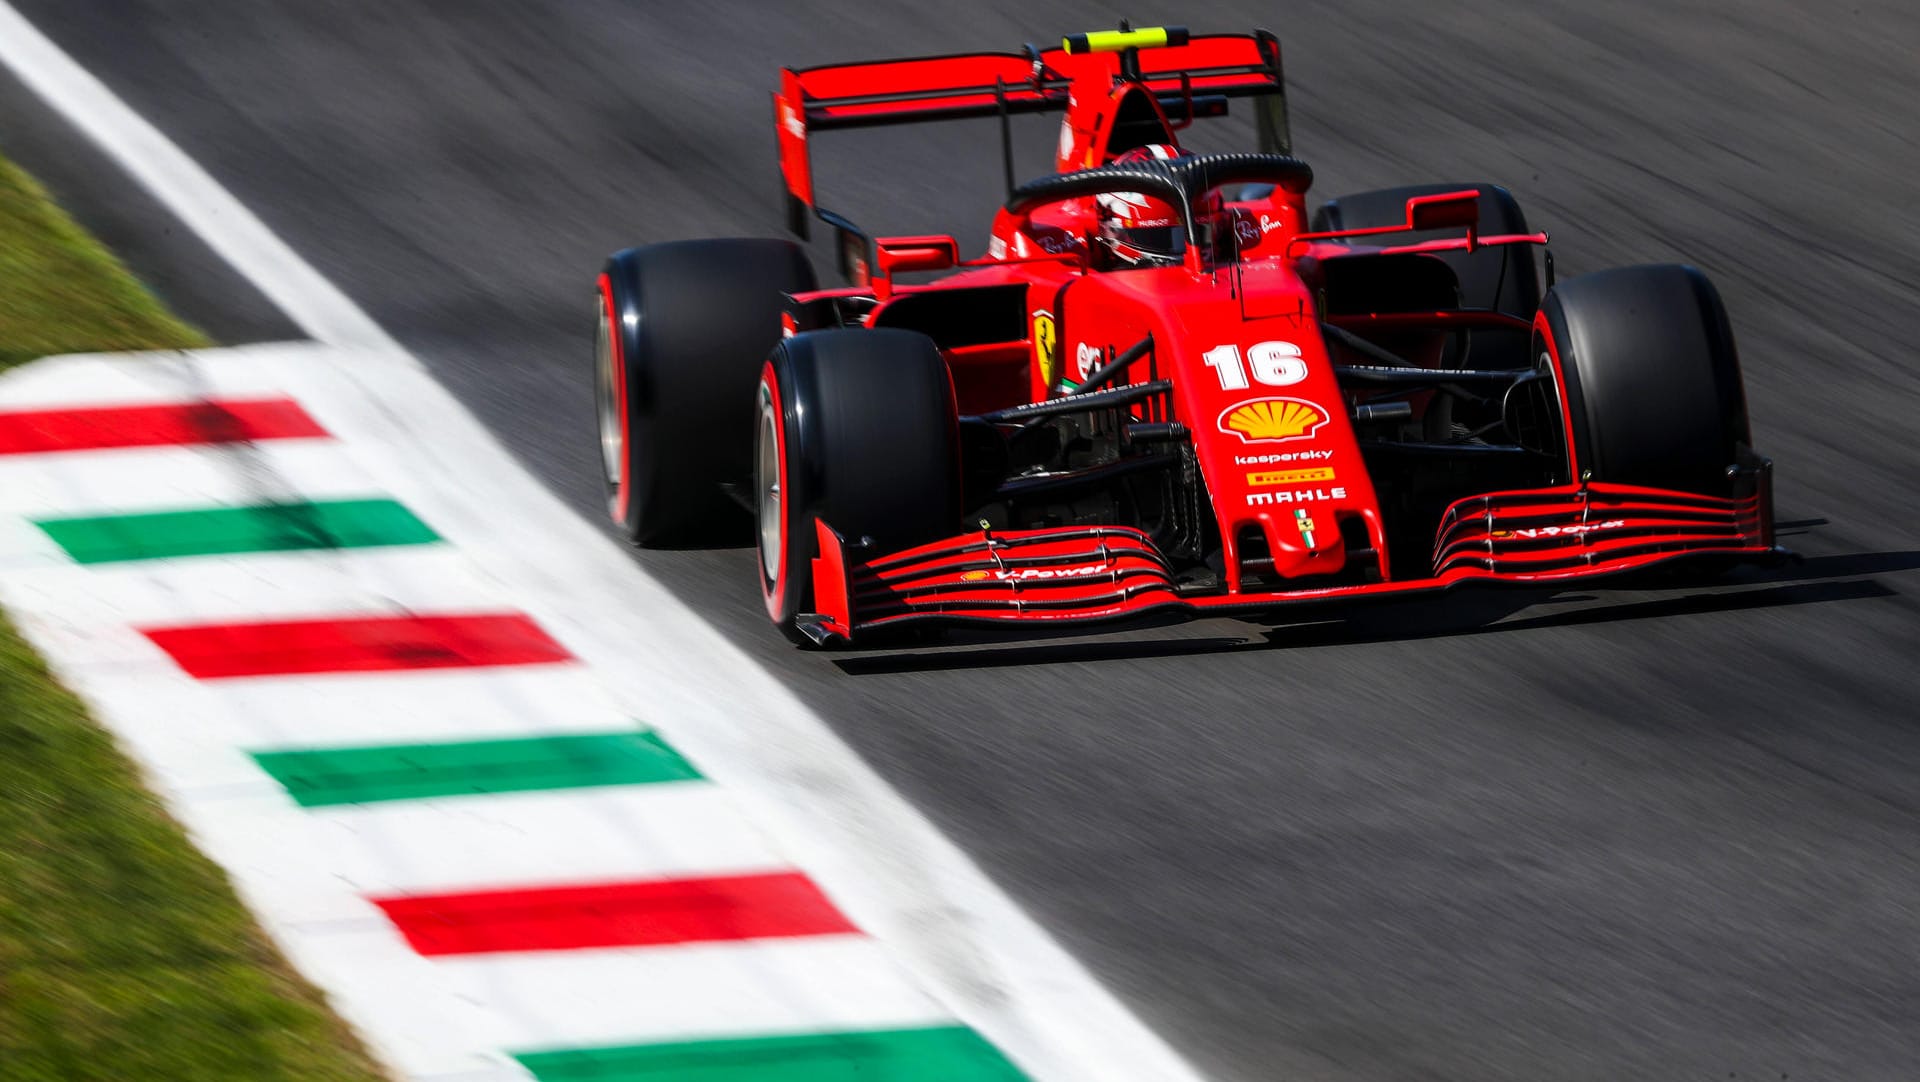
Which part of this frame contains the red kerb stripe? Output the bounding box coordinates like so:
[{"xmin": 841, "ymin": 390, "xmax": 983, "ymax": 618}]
[
  {"xmin": 373, "ymin": 872, "xmax": 859, "ymax": 955},
  {"xmin": 0, "ymin": 398, "xmax": 327, "ymax": 454},
  {"xmin": 141, "ymin": 613, "xmax": 573, "ymax": 678}
]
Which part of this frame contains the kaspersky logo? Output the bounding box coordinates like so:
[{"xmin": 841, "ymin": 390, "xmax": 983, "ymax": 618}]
[
  {"xmin": 1218, "ymin": 397, "xmax": 1328, "ymax": 444},
  {"xmin": 1235, "ymin": 450, "xmax": 1333, "ymax": 465}
]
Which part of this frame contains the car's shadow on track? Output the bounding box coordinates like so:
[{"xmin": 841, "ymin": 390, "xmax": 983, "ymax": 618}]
[{"xmin": 830, "ymin": 549, "xmax": 1918, "ymax": 675}]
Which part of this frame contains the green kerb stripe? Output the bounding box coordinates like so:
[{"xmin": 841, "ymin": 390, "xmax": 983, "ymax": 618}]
[
  {"xmin": 514, "ymin": 1025, "xmax": 1030, "ymax": 1082},
  {"xmin": 251, "ymin": 732, "xmax": 701, "ymax": 807},
  {"xmin": 34, "ymin": 498, "xmax": 438, "ymax": 563}
]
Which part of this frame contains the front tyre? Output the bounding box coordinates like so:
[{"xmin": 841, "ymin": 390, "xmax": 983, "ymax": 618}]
[
  {"xmin": 1538, "ymin": 264, "xmax": 1750, "ymax": 496},
  {"xmin": 757, "ymin": 329, "xmax": 961, "ymax": 643},
  {"xmin": 596, "ymin": 238, "xmax": 815, "ymax": 545}
]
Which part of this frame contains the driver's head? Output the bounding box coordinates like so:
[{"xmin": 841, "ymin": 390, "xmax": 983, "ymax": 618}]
[
  {"xmin": 1096, "ymin": 144, "xmax": 1189, "ymax": 268},
  {"xmin": 1098, "ymin": 143, "xmax": 1182, "ymax": 268},
  {"xmin": 1095, "ymin": 189, "xmax": 1183, "ymax": 268}
]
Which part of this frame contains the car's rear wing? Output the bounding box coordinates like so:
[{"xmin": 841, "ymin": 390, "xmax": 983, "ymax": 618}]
[{"xmin": 774, "ymin": 28, "xmax": 1292, "ymax": 241}]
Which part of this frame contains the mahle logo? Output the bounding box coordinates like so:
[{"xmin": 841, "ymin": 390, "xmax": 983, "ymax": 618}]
[
  {"xmin": 1247, "ymin": 486, "xmax": 1347, "ymax": 506},
  {"xmin": 1219, "ymin": 397, "xmax": 1328, "ymax": 444}
]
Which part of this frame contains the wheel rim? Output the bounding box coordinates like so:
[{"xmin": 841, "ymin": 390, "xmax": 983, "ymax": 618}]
[
  {"xmin": 756, "ymin": 381, "xmax": 782, "ymax": 581},
  {"xmin": 595, "ymin": 297, "xmax": 623, "ymax": 488}
]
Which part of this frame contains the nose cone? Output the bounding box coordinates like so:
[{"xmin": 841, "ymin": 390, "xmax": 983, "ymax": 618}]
[{"xmin": 1242, "ymin": 486, "xmax": 1351, "ymax": 579}]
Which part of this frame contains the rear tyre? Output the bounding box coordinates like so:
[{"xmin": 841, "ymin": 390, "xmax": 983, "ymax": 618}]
[
  {"xmin": 596, "ymin": 238, "xmax": 816, "ymax": 545},
  {"xmin": 1538, "ymin": 263, "xmax": 1750, "ymax": 496},
  {"xmin": 757, "ymin": 329, "xmax": 961, "ymax": 643}
]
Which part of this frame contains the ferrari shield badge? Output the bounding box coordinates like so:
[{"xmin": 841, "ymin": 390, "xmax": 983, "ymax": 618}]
[{"xmin": 1031, "ymin": 309, "xmax": 1059, "ymax": 389}]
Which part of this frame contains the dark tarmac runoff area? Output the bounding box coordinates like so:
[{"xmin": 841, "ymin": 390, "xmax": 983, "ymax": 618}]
[{"xmin": 5, "ymin": 2, "xmax": 1918, "ymax": 1079}]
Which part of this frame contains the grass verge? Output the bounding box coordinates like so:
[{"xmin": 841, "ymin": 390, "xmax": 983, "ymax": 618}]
[
  {"xmin": 0, "ymin": 154, "xmax": 386, "ymax": 1080},
  {"xmin": 0, "ymin": 152, "xmax": 205, "ymax": 371}
]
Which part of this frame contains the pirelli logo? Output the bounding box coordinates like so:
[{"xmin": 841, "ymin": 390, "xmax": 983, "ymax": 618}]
[{"xmin": 1247, "ymin": 467, "xmax": 1335, "ymax": 487}]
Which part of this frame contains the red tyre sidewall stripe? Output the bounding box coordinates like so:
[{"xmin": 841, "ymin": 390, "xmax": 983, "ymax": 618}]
[
  {"xmin": 1531, "ymin": 309, "xmax": 1582, "ymax": 481},
  {"xmin": 598, "ymin": 273, "xmax": 632, "ymax": 525},
  {"xmin": 941, "ymin": 358, "xmax": 962, "ymax": 523},
  {"xmin": 759, "ymin": 359, "xmax": 790, "ymax": 623}
]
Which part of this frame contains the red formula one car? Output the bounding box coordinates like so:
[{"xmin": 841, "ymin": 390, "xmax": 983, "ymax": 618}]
[{"xmin": 594, "ymin": 25, "xmax": 1778, "ymax": 645}]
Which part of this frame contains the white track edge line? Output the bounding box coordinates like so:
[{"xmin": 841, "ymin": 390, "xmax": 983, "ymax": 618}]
[{"xmin": 0, "ymin": 3, "xmax": 395, "ymax": 352}]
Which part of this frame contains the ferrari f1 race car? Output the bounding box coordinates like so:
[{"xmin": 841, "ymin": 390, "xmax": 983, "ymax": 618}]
[{"xmin": 594, "ymin": 24, "xmax": 1778, "ymax": 645}]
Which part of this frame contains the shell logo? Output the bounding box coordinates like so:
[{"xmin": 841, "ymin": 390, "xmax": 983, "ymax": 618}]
[
  {"xmin": 960, "ymin": 570, "xmax": 991, "ymax": 582},
  {"xmin": 1218, "ymin": 397, "xmax": 1329, "ymax": 444}
]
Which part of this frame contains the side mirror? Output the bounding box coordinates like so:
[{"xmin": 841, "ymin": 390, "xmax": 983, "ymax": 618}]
[
  {"xmin": 817, "ymin": 208, "xmax": 874, "ymax": 287},
  {"xmin": 839, "ymin": 229, "xmax": 872, "ymax": 287},
  {"xmin": 1405, "ymin": 190, "xmax": 1480, "ymax": 233},
  {"xmin": 869, "ymin": 235, "xmax": 960, "ymax": 298},
  {"xmin": 875, "ymin": 235, "xmax": 960, "ymax": 276}
]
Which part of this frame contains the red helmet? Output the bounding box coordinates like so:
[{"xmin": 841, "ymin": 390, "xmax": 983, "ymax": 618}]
[
  {"xmin": 1112, "ymin": 143, "xmax": 1184, "ymax": 167},
  {"xmin": 1096, "ymin": 145, "xmax": 1188, "ymax": 268}
]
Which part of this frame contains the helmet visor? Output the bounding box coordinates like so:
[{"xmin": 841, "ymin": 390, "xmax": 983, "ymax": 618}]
[{"xmin": 1119, "ymin": 225, "xmax": 1183, "ymax": 257}]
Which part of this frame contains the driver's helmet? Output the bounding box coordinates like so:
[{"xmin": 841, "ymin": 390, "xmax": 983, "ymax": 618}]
[{"xmin": 1096, "ymin": 144, "xmax": 1189, "ymax": 268}]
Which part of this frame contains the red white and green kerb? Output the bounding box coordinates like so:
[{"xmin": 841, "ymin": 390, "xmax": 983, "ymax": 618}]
[{"xmin": 0, "ymin": 394, "xmax": 1030, "ymax": 1080}]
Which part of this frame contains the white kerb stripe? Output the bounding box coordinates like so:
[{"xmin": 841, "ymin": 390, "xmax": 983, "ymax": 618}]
[
  {"xmin": 270, "ymin": 786, "xmax": 788, "ymax": 906},
  {"xmin": 277, "ymin": 931, "xmax": 952, "ymax": 1076}
]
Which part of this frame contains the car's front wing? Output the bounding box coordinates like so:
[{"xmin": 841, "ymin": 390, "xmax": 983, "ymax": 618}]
[{"xmin": 797, "ymin": 471, "xmax": 1778, "ymax": 645}]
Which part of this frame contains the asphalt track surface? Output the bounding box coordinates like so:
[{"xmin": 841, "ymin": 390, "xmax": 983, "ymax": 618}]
[{"xmin": 8, "ymin": 3, "xmax": 1920, "ymax": 1079}]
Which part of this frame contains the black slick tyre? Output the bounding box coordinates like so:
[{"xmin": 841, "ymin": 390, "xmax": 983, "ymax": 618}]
[
  {"xmin": 1538, "ymin": 263, "xmax": 1750, "ymax": 496},
  {"xmin": 756, "ymin": 328, "xmax": 960, "ymax": 644},
  {"xmin": 596, "ymin": 238, "xmax": 816, "ymax": 545}
]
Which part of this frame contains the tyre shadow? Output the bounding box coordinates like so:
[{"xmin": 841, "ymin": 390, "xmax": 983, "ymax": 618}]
[{"xmin": 830, "ymin": 549, "xmax": 1918, "ymax": 675}]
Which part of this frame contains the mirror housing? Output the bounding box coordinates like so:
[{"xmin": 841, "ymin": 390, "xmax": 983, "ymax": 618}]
[
  {"xmin": 1405, "ymin": 189, "xmax": 1481, "ymax": 233},
  {"xmin": 875, "ymin": 235, "xmax": 960, "ymax": 276},
  {"xmin": 1286, "ymin": 187, "xmax": 1487, "ymax": 255},
  {"xmin": 870, "ymin": 235, "xmax": 960, "ymax": 298}
]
